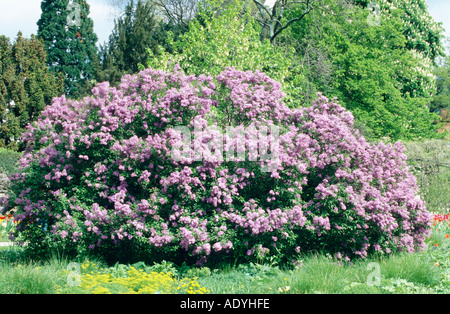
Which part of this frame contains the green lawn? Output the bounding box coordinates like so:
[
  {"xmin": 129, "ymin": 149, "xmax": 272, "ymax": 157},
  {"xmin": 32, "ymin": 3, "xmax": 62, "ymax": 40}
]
[{"xmin": 1, "ymin": 243, "xmax": 448, "ymax": 294}]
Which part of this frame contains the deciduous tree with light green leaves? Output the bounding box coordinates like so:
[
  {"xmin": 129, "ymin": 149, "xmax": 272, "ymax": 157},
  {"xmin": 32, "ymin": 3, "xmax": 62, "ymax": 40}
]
[
  {"xmin": 283, "ymin": 0, "xmax": 444, "ymax": 140},
  {"xmin": 143, "ymin": 0, "xmax": 306, "ymax": 106}
]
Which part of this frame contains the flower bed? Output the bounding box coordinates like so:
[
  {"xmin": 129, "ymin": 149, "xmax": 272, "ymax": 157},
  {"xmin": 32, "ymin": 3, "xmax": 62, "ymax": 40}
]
[{"xmin": 0, "ymin": 213, "xmax": 16, "ymax": 242}]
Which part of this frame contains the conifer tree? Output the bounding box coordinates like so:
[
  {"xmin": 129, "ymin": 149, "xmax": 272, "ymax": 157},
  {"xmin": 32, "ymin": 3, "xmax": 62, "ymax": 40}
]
[
  {"xmin": 0, "ymin": 33, "xmax": 64, "ymax": 150},
  {"xmin": 96, "ymin": 0, "xmax": 159, "ymax": 86},
  {"xmin": 37, "ymin": 0, "xmax": 98, "ymax": 98}
]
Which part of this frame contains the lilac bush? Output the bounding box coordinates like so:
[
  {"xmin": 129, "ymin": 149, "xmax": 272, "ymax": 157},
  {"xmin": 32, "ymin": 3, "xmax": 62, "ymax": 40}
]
[{"xmin": 2, "ymin": 66, "xmax": 432, "ymax": 264}]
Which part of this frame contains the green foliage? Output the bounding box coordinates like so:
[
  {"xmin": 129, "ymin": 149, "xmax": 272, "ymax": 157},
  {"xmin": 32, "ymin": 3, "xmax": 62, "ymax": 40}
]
[
  {"xmin": 0, "ymin": 34, "xmax": 64, "ymax": 151},
  {"xmin": 0, "ymin": 258, "xmax": 67, "ymax": 294},
  {"xmin": 353, "ymin": 0, "xmax": 445, "ymax": 63},
  {"xmin": 96, "ymin": 0, "xmax": 161, "ymax": 86},
  {"xmin": 37, "ymin": 0, "xmax": 98, "ymax": 98},
  {"xmin": 284, "ymin": 1, "xmax": 443, "ymax": 141},
  {"xmin": 144, "ymin": 0, "xmax": 304, "ymax": 106},
  {"xmin": 56, "ymin": 260, "xmax": 210, "ymax": 294},
  {"xmin": 145, "ymin": 0, "xmax": 445, "ymax": 141},
  {"xmin": 0, "ymin": 147, "xmax": 21, "ymax": 176},
  {"xmin": 403, "ymin": 139, "xmax": 450, "ymax": 211},
  {"xmin": 432, "ymin": 55, "xmax": 450, "ymax": 113}
]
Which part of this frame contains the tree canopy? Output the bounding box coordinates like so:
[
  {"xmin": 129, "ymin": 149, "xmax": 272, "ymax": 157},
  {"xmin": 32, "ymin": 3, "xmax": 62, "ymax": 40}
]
[
  {"xmin": 0, "ymin": 33, "xmax": 64, "ymax": 150},
  {"xmin": 143, "ymin": 0, "xmax": 445, "ymax": 141},
  {"xmin": 37, "ymin": 0, "xmax": 98, "ymax": 98}
]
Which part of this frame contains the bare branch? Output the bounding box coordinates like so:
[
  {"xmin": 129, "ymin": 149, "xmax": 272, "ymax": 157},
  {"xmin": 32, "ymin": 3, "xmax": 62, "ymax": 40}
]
[{"xmin": 271, "ymin": 1, "xmax": 314, "ymax": 42}]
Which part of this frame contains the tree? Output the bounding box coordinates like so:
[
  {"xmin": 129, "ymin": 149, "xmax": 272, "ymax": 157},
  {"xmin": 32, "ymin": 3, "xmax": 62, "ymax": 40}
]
[
  {"xmin": 352, "ymin": 0, "xmax": 445, "ymax": 100},
  {"xmin": 148, "ymin": 0, "xmax": 201, "ymax": 25},
  {"xmin": 144, "ymin": 0, "xmax": 303, "ymax": 102},
  {"xmin": 0, "ymin": 33, "xmax": 64, "ymax": 151},
  {"xmin": 110, "ymin": 0, "xmax": 202, "ymax": 26},
  {"xmin": 97, "ymin": 0, "xmax": 163, "ymax": 86},
  {"xmin": 252, "ymin": 0, "xmax": 324, "ymax": 43},
  {"xmin": 282, "ymin": 0, "xmax": 443, "ymax": 140},
  {"xmin": 37, "ymin": 0, "xmax": 98, "ymax": 98},
  {"xmin": 432, "ymin": 55, "xmax": 450, "ymax": 113},
  {"xmin": 353, "ymin": 0, "xmax": 445, "ymax": 63}
]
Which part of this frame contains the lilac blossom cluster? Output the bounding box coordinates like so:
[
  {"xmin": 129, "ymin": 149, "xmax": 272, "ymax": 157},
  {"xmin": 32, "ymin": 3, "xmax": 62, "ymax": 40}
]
[{"xmin": 3, "ymin": 66, "xmax": 432, "ymax": 264}]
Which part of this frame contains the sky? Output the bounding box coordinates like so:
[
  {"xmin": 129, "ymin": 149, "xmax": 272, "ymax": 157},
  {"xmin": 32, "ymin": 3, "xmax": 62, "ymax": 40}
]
[
  {"xmin": 426, "ymin": 0, "xmax": 450, "ymax": 50},
  {"xmin": 0, "ymin": 0, "xmax": 449, "ymax": 49},
  {"xmin": 0, "ymin": 0, "xmax": 118, "ymax": 45}
]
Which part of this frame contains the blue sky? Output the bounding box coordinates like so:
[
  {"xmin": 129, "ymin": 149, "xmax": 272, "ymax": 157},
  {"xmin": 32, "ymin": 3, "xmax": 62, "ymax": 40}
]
[
  {"xmin": 0, "ymin": 0, "xmax": 449, "ymax": 49},
  {"xmin": 426, "ymin": 0, "xmax": 450, "ymax": 50}
]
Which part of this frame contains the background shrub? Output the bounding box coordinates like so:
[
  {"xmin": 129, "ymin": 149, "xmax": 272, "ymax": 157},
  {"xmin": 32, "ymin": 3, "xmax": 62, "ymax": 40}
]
[
  {"xmin": 3, "ymin": 66, "xmax": 432, "ymax": 266},
  {"xmin": 403, "ymin": 140, "xmax": 450, "ymax": 211},
  {"xmin": 0, "ymin": 148, "xmax": 21, "ymax": 194},
  {"xmin": 0, "ymin": 148, "xmax": 21, "ymax": 176}
]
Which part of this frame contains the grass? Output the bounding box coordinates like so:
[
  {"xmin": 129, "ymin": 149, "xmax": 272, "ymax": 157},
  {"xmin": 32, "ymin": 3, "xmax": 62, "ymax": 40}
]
[
  {"xmin": 0, "ymin": 245, "xmax": 447, "ymax": 294},
  {"xmin": 194, "ymin": 252, "xmax": 444, "ymax": 294},
  {"xmin": 0, "ymin": 252, "xmax": 69, "ymax": 294}
]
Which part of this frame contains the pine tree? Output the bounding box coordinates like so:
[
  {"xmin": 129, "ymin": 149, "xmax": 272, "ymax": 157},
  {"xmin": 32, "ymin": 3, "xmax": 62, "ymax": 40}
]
[
  {"xmin": 96, "ymin": 0, "xmax": 159, "ymax": 86},
  {"xmin": 0, "ymin": 33, "xmax": 64, "ymax": 150},
  {"xmin": 37, "ymin": 0, "xmax": 98, "ymax": 98}
]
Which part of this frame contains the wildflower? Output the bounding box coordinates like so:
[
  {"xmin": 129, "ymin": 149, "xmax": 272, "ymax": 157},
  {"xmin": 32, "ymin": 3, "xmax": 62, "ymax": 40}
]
[{"xmin": 278, "ymin": 286, "xmax": 291, "ymax": 293}]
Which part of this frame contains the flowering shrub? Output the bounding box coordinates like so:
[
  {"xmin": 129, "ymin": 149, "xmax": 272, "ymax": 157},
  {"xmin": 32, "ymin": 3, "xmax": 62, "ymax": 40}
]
[{"xmin": 1, "ymin": 66, "xmax": 432, "ymax": 264}]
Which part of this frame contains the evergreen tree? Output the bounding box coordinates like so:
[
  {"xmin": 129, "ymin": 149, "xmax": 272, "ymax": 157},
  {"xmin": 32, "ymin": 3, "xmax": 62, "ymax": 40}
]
[
  {"xmin": 96, "ymin": 0, "xmax": 159, "ymax": 86},
  {"xmin": 0, "ymin": 33, "xmax": 64, "ymax": 151},
  {"xmin": 37, "ymin": 0, "xmax": 98, "ymax": 98}
]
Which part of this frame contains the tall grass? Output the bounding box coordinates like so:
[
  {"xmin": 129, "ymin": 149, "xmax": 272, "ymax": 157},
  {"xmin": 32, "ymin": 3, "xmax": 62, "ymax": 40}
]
[
  {"xmin": 196, "ymin": 252, "xmax": 443, "ymax": 294},
  {"xmin": 0, "ymin": 253, "xmax": 68, "ymax": 294}
]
